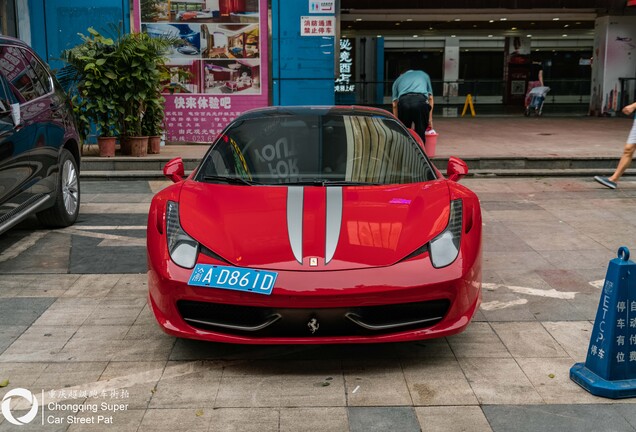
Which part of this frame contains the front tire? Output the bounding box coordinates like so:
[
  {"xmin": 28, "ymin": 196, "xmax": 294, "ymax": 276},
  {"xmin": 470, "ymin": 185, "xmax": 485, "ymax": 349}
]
[{"xmin": 37, "ymin": 148, "xmax": 80, "ymax": 227}]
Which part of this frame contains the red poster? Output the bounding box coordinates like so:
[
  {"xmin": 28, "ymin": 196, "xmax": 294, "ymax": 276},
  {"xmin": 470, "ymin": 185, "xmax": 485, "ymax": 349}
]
[{"xmin": 133, "ymin": 0, "xmax": 269, "ymax": 143}]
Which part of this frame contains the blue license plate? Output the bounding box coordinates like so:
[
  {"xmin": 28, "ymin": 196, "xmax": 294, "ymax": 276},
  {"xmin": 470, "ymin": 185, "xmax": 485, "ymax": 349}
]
[{"xmin": 187, "ymin": 264, "xmax": 278, "ymax": 295}]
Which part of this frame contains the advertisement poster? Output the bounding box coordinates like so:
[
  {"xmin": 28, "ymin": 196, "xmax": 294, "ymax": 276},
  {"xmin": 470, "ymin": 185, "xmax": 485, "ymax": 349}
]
[
  {"xmin": 134, "ymin": 0, "xmax": 268, "ymax": 143},
  {"xmin": 508, "ymin": 36, "xmax": 530, "ymax": 56}
]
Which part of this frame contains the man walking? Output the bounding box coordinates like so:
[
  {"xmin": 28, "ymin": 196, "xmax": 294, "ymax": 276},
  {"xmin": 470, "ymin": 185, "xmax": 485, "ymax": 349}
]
[{"xmin": 392, "ymin": 67, "xmax": 434, "ymax": 142}]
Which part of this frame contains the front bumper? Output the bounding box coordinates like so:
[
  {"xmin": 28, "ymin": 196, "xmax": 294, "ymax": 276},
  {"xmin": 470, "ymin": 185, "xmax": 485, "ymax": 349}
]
[{"xmin": 147, "ymin": 251, "xmax": 481, "ymax": 344}]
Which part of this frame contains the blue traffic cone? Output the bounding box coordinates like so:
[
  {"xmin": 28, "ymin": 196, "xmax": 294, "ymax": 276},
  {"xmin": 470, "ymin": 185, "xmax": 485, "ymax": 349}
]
[{"xmin": 570, "ymin": 246, "xmax": 636, "ymax": 398}]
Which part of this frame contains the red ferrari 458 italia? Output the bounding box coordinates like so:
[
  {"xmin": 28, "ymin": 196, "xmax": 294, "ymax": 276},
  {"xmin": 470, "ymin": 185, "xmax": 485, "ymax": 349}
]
[{"xmin": 147, "ymin": 106, "xmax": 482, "ymax": 344}]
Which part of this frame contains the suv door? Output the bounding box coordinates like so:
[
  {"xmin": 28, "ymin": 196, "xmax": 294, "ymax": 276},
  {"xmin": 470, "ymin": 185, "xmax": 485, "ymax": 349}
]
[
  {"xmin": 9, "ymin": 45, "xmax": 65, "ymax": 197},
  {"xmin": 0, "ymin": 44, "xmax": 41, "ymax": 220}
]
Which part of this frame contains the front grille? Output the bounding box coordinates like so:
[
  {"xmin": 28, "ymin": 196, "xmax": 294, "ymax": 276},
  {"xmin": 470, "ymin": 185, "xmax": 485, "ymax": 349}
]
[{"xmin": 177, "ymin": 299, "xmax": 450, "ymax": 337}]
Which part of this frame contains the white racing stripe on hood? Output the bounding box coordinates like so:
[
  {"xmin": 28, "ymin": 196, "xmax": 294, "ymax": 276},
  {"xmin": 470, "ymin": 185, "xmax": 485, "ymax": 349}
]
[
  {"xmin": 287, "ymin": 186, "xmax": 304, "ymax": 264},
  {"xmin": 325, "ymin": 187, "xmax": 343, "ymax": 264},
  {"xmin": 287, "ymin": 186, "xmax": 343, "ymax": 265}
]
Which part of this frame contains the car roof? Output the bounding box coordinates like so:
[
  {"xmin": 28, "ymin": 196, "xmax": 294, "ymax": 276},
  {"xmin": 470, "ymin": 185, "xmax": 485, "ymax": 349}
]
[{"xmin": 238, "ymin": 105, "xmax": 394, "ymax": 121}]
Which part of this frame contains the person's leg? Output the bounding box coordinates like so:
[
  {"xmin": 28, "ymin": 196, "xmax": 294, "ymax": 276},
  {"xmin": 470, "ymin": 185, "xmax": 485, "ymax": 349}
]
[
  {"xmin": 398, "ymin": 96, "xmax": 421, "ymax": 139},
  {"xmin": 400, "ymin": 95, "xmax": 429, "ymax": 142},
  {"xmin": 397, "ymin": 97, "xmax": 414, "ymax": 129},
  {"xmin": 594, "ymin": 143, "xmax": 636, "ymax": 189},
  {"xmin": 609, "ymin": 143, "xmax": 636, "ymax": 182},
  {"xmin": 411, "ymin": 101, "xmax": 431, "ymax": 141}
]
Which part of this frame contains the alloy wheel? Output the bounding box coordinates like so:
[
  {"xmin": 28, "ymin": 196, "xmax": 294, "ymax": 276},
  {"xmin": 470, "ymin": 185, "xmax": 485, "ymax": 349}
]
[{"xmin": 62, "ymin": 159, "xmax": 79, "ymax": 215}]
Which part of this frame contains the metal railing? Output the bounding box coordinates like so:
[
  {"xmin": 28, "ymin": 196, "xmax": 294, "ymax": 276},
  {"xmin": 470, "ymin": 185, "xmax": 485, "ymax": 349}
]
[{"xmin": 336, "ymin": 78, "xmax": 592, "ymax": 106}]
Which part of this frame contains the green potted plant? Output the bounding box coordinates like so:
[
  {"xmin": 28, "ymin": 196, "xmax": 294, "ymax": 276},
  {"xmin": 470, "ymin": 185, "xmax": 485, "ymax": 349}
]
[
  {"xmin": 62, "ymin": 28, "xmax": 121, "ymax": 157},
  {"xmin": 115, "ymin": 31, "xmax": 174, "ymax": 157},
  {"xmin": 63, "ymin": 26, "xmax": 176, "ymax": 157},
  {"xmin": 143, "ymin": 97, "xmax": 164, "ymax": 154}
]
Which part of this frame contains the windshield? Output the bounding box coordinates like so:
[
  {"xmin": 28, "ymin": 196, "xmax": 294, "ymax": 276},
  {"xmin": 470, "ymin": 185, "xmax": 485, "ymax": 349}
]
[{"xmin": 196, "ymin": 113, "xmax": 436, "ymax": 185}]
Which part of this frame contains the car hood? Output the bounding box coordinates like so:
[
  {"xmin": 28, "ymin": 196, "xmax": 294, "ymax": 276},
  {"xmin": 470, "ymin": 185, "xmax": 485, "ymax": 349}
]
[{"xmin": 179, "ymin": 181, "xmax": 451, "ymax": 271}]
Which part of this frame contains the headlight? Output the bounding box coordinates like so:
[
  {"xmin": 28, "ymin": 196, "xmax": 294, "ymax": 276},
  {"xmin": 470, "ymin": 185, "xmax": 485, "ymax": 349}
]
[
  {"xmin": 166, "ymin": 201, "xmax": 199, "ymax": 268},
  {"xmin": 429, "ymin": 199, "xmax": 462, "ymax": 268}
]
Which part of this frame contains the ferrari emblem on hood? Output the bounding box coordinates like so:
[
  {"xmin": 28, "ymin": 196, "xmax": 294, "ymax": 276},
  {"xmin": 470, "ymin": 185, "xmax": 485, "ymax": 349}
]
[{"xmin": 307, "ymin": 318, "xmax": 320, "ymax": 334}]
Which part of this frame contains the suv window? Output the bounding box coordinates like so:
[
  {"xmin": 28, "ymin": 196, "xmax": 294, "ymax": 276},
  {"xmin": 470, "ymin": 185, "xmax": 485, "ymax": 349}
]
[
  {"xmin": 0, "ymin": 45, "xmax": 51, "ymax": 103},
  {"xmin": 0, "ymin": 72, "xmax": 16, "ymax": 113}
]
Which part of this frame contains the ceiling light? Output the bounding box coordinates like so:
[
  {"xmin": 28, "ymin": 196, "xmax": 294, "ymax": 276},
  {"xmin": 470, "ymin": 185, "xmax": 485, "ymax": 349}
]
[
  {"xmin": 395, "ymin": 22, "xmax": 400, "ymax": 25},
  {"xmin": 454, "ymin": 18, "xmax": 461, "ymax": 21},
  {"xmin": 355, "ymin": 18, "xmax": 362, "ymax": 21},
  {"xmin": 562, "ymin": 34, "xmax": 568, "ymax": 37},
  {"xmin": 377, "ymin": 35, "xmax": 382, "ymax": 38},
  {"xmin": 500, "ymin": 18, "xmax": 507, "ymax": 21},
  {"xmin": 488, "ymin": 34, "xmax": 493, "ymax": 38},
  {"xmin": 564, "ymin": 24, "xmax": 569, "ymax": 28},
  {"xmin": 527, "ymin": 34, "xmax": 532, "ymax": 37},
  {"xmin": 451, "ymin": 34, "xmax": 456, "ymax": 37},
  {"xmin": 412, "ymin": 35, "xmax": 418, "ymax": 38},
  {"xmin": 406, "ymin": 18, "xmax": 413, "ymax": 21},
  {"xmin": 511, "ymin": 27, "xmax": 517, "ymax": 30},
  {"xmin": 553, "ymin": 18, "xmax": 560, "ymax": 21},
  {"xmin": 489, "ymin": 19, "xmax": 494, "ymax": 23},
  {"xmin": 429, "ymin": 26, "xmax": 433, "ymax": 30}
]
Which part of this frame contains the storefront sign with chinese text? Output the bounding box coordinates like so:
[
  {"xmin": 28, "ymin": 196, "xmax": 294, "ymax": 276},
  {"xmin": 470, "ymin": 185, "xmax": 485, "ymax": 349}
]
[
  {"xmin": 335, "ymin": 38, "xmax": 355, "ymax": 93},
  {"xmin": 300, "ymin": 16, "xmax": 335, "ymax": 36}
]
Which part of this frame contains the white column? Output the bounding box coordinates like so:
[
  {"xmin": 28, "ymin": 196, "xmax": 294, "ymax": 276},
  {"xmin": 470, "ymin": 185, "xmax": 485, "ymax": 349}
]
[
  {"xmin": 442, "ymin": 37, "xmax": 460, "ymax": 102},
  {"xmin": 590, "ymin": 16, "xmax": 636, "ymax": 116}
]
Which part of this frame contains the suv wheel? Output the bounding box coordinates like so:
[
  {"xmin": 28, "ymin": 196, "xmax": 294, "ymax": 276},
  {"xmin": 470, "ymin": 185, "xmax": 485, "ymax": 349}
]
[{"xmin": 37, "ymin": 148, "xmax": 80, "ymax": 227}]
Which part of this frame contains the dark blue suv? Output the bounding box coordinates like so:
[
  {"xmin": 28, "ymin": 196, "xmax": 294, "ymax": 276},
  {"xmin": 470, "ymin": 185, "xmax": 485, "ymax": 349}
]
[{"xmin": 0, "ymin": 36, "xmax": 81, "ymax": 235}]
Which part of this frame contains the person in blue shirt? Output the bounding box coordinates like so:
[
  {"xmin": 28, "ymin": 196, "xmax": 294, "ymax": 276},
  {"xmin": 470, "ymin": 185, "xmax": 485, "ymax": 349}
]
[
  {"xmin": 594, "ymin": 101, "xmax": 636, "ymax": 189},
  {"xmin": 392, "ymin": 67, "xmax": 434, "ymax": 142}
]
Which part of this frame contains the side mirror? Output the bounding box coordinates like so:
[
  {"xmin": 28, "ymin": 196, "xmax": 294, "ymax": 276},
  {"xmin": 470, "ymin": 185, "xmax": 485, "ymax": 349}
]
[
  {"xmin": 446, "ymin": 156, "xmax": 468, "ymax": 182},
  {"xmin": 163, "ymin": 157, "xmax": 185, "ymax": 183},
  {"xmin": 10, "ymin": 103, "xmax": 20, "ymax": 126}
]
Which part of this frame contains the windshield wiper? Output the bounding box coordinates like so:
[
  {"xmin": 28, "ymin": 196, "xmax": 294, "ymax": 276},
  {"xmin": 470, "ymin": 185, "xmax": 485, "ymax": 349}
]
[
  {"xmin": 284, "ymin": 179, "xmax": 382, "ymax": 186},
  {"xmin": 202, "ymin": 175, "xmax": 260, "ymax": 185},
  {"xmin": 323, "ymin": 180, "xmax": 383, "ymax": 186}
]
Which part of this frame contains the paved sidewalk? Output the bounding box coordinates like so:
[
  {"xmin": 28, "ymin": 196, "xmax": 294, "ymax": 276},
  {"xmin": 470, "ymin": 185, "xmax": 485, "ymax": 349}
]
[
  {"xmin": 429, "ymin": 116, "xmax": 630, "ymax": 159},
  {"xmin": 1, "ymin": 177, "xmax": 636, "ymax": 431}
]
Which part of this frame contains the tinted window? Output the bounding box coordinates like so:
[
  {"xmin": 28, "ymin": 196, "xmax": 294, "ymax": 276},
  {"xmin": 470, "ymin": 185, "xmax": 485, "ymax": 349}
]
[
  {"xmin": 198, "ymin": 114, "xmax": 435, "ymax": 185},
  {"xmin": 0, "ymin": 45, "xmax": 51, "ymax": 103},
  {"xmin": 0, "ymin": 71, "xmax": 17, "ymax": 112}
]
